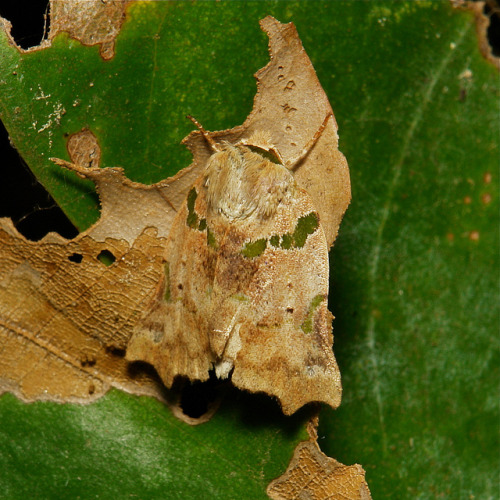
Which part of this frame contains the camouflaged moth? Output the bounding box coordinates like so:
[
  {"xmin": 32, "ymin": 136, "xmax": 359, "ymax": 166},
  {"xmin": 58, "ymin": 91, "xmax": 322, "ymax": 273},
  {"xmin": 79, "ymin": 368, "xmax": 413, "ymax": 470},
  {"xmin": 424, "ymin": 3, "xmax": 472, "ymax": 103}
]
[{"xmin": 126, "ymin": 115, "xmax": 342, "ymax": 415}]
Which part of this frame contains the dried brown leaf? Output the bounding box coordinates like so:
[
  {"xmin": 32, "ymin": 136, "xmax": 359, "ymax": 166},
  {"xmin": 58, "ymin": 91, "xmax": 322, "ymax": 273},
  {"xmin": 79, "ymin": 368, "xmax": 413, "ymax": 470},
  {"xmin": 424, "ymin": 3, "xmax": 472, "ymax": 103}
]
[
  {"xmin": 0, "ymin": 219, "xmax": 165, "ymax": 402},
  {"xmin": 267, "ymin": 420, "xmax": 372, "ymax": 500},
  {"xmin": 52, "ymin": 159, "xmax": 198, "ymax": 244},
  {"xmin": 0, "ymin": 0, "xmax": 129, "ymax": 59},
  {"xmin": 67, "ymin": 129, "xmax": 101, "ymax": 169},
  {"xmin": 183, "ymin": 17, "xmax": 351, "ymax": 249},
  {"xmin": 49, "ymin": 0, "xmax": 130, "ymax": 60}
]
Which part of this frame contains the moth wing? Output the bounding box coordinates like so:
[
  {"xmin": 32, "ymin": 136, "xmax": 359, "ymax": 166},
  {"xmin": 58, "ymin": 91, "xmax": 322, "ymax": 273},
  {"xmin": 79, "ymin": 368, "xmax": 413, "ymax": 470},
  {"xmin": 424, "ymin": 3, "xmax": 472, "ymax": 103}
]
[
  {"xmin": 209, "ymin": 188, "xmax": 341, "ymax": 415},
  {"xmin": 126, "ymin": 178, "xmax": 214, "ymax": 385},
  {"xmin": 127, "ymin": 168, "xmax": 341, "ymax": 415}
]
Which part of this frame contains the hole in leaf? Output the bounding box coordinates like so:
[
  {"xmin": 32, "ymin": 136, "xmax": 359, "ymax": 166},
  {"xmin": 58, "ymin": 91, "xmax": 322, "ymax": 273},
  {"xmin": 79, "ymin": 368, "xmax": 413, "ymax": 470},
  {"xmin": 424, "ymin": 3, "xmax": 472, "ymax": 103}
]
[
  {"xmin": 0, "ymin": 120, "xmax": 78, "ymax": 241},
  {"xmin": 0, "ymin": 0, "xmax": 50, "ymax": 49},
  {"xmin": 484, "ymin": 0, "xmax": 500, "ymax": 56},
  {"xmin": 97, "ymin": 249, "xmax": 116, "ymax": 266},
  {"xmin": 68, "ymin": 253, "xmax": 83, "ymax": 264},
  {"xmin": 80, "ymin": 356, "xmax": 96, "ymax": 368},
  {"xmin": 179, "ymin": 375, "xmax": 220, "ymax": 419},
  {"xmin": 105, "ymin": 346, "xmax": 126, "ymax": 358}
]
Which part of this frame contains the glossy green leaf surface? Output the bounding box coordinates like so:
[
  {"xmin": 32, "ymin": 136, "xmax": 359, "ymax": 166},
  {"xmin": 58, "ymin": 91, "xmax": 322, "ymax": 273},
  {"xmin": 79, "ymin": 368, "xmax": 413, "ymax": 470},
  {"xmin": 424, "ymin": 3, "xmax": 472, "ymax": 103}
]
[
  {"xmin": 0, "ymin": 1, "xmax": 498, "ymax": 499},
  {"xmin": 0, "ymin": 389, "xmax": 310, "ymax": 498}
]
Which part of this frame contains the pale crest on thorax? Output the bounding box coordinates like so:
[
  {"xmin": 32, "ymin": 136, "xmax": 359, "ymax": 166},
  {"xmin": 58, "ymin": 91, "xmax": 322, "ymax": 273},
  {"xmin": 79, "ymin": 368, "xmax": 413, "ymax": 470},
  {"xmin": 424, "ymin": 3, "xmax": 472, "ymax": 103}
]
[{"xmin": 204, "ymin": 143, "xmax": 295, "ymax": 222}]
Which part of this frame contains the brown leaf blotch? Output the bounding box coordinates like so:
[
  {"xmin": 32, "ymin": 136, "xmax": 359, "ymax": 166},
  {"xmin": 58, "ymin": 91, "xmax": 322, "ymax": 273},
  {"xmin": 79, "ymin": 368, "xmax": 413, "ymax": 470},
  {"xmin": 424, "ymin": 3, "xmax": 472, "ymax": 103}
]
[
  {"xmin": 67, "ymin": 128, "xmax": 101, "ymax": 169},
  {"xmin": 49, "ymin": 0, "xmax": 130, "ymax": 60},
  {"xmin": 267, "ymin": 438, "xmax": 372, "ymax": 500}
]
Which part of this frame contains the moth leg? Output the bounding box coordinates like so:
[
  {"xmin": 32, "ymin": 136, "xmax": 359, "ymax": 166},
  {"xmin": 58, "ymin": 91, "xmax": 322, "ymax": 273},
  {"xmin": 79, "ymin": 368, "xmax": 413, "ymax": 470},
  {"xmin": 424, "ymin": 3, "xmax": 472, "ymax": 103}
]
[
  {"xmin": 286, "ymin": 113, "xmax": 333, "ymax": 170},
  {"xmin": 210, "ymin": 305, "xmax": 244, "ymax": 379},
  {"xmin": 213, "ymin": 323, "xmax": 243, "ymax": 379}
]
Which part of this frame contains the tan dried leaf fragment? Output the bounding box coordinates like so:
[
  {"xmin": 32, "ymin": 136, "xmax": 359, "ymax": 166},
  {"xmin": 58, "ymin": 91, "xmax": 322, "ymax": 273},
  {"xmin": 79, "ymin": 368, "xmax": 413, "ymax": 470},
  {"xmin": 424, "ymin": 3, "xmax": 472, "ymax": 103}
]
[
  {"xmin": 67, "ymin": 129, "xmax": 101, "ymax": 169},
  {"xmin": 49, "ymin": 0, "xmax": 130, "ymax": 60},
  {"xmin": 0, "ymin": 126, "xmax": 199, "ymax": 403},
  {"xmin": 126, "ymin": 17, "xmax": 350, "ymax": 415},
  {"xmin": 0, "ymin": 0, "xmax": 129, "ymax": 59},
  {"xmin": 267, "ymin": 420, "xmax": 372, "ymax": 500},
  {"xmin": 267, "ymin": 440, "xmax": 372, "ymax": 500},
  {"xmin": 183, "ymin": 17, "xmax": 351, "ymax": 249},
  {"xmin": 0, "ymin": 219, "xmax": 166, "ymax": 403}
]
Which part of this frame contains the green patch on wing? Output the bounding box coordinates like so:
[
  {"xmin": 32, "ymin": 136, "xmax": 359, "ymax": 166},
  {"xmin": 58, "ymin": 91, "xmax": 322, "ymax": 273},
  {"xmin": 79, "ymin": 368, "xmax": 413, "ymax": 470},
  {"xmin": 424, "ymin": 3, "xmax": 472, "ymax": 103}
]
[
  {"xmin": 241, "ymin": 238, "xmax": 267, "ymax": 258},
  {"xmin": 186, "ymin": 192, "xmax": 216, "ymax": 245},
  {"xmin": 207, "ymin": 227, "xmax": 217, "ymax": 249},
  {"xmin": 242, "ymin": 212, "xmax": 319, "ymax": 257},
  {"xmin": 241, "ymin": 212, "xmax": 319, "ymax": 257},
  {"xmin": 269, "ymin": 235, "xmax": 280, "ymax": 247},
  {"xmin": 163, "ymin": 262, "xmax": 171, "ymax": 302},
  {"xmin": 280, "ymin": 212, "xmax": 319, "ymax": 249},
  {"xmin": 186, "ymin": 188, "xmax": 199, "ymax": 229},
  {"xmin": 277, "ymin": 212, "xmax": 319, "ymax": 250},
  {"xmin": 280, "ymin": 233, "xmax": 293, "ymax": 250},
  {"xmin": 231, "ymin": 293, "xmax": 250, "ymax": 302},
  {"xmin": 292, "ymin": 213, "xmax": 319, "ymax": 248},
  {"xmin": 300, "ymin": 294, "xmax": 325, "ymax": 334}
]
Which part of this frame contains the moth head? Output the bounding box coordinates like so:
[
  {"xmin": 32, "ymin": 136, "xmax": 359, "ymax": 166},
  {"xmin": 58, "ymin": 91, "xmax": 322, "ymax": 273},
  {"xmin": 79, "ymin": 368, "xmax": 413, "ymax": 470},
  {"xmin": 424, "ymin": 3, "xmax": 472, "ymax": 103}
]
[
  {"xmin": 187, "ymin": 115, "xmax": 295, "ymax": 221},
  {"xmin": 204, "ymin": 143, "xmax": 295, "ymax": 221}
]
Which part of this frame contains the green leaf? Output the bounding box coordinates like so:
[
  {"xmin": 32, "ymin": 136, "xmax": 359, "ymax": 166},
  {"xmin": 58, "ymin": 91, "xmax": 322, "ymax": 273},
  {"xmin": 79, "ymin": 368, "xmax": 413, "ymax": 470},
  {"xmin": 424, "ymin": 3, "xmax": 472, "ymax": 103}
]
[
  {"xmin": 0, "ymin": 1, "xmax": 498, "ymax": 498},
  {"xmin": 0, "ymin": 390, "xmax": 310, "ymax": 498}
]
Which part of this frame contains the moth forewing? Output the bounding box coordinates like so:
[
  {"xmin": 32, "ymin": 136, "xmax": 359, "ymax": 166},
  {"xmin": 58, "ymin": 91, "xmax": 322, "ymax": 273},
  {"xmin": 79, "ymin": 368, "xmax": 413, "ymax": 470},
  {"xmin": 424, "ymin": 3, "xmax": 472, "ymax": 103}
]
[{"xmin": 239, "ymin": 182, "xmax": 340, "ymax": 414}]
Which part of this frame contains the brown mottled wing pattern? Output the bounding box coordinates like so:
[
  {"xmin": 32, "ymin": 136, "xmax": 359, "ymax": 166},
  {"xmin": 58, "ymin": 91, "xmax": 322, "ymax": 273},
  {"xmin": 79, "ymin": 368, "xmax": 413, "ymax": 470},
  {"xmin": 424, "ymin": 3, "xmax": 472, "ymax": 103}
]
[
  {"xmin": 126, "ymin": 176, "xmax": 215, "ymax": 386},
  {"xmin": 210, "ymin": 187, "xmax": 341, "ymax": 415},
  {"xmin": 127, "ymin": 155, "xmax": 341, "ymax": 415}
]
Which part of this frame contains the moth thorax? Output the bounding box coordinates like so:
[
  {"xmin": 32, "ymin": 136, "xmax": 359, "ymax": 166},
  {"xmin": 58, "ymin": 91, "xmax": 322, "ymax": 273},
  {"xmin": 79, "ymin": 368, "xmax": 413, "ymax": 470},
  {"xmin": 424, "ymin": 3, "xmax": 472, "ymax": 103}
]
[{"xmin": 205, "ymin": 143, "xmax": 295, "ymax": 221}]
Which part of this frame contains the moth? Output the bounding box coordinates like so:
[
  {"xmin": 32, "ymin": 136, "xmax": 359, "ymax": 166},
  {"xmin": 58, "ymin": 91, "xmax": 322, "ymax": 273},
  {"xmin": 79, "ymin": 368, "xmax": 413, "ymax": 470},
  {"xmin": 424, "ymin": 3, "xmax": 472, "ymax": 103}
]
[{"xmin": 126, "ymin": 116, "xmax": 342, "ymax": 415}]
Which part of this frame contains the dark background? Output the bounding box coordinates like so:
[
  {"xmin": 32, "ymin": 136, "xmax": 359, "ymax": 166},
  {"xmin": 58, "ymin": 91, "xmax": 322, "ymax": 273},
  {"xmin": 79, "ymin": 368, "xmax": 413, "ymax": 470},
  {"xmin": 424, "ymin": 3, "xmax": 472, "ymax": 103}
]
[{"xmin": 0, "ymin": 0, "xmax": 77, "ymax": 240}]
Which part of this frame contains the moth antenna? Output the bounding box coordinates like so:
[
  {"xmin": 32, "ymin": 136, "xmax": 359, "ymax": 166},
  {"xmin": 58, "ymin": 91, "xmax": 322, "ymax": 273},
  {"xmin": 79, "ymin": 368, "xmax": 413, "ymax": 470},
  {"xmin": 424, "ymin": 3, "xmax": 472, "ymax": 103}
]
[
  {"xmin": 187, "ymin": 115, "xmax": 221, "ymax": 152},
  {"xmin": 287, "ymin": 113, "xmax": 333, "ymax": 171}
]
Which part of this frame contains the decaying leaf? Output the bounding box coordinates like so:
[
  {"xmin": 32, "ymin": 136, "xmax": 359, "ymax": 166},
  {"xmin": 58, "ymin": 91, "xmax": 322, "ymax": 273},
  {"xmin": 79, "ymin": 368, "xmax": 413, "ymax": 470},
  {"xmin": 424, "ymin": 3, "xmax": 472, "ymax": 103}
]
[
  {"xmin": 0, "ymin": 0, "xmax": 129, "ymax": 60},
  {"xmin": 183, "ymin": 17, "xmax": 351, "ymax": 249},
  {"xmin": 48, "ymin": 0, "xmax": 130, "ymax": 60},
  {"xmin": 267, "ymin": 419, "xmax": 372, "ymax": 500},
  {"xmin": 0, "ymin": 218, "xmax": 166, "ymax": 402},
  {"xmin": 0, "ymin": 16, "xmax": 350, "ymax": 417},
  {"xmin": 52, "ymin": 158, "xmax": 198, "ymax": 245},
  {"xmin": 67, "ymin": 129, "xmax": 101, "ymax": 169},
  {"xmin": 0, "ymin": 148, "xmax": 200, "ymax": 402}
]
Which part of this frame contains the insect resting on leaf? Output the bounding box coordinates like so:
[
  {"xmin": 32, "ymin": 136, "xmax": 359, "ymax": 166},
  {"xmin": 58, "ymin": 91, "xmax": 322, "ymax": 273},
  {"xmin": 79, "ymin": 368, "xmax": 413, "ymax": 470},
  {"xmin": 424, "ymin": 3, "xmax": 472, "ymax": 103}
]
[{"xmin": 126, "ymin": 114, "xmax": 342, "ymax": 415}]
